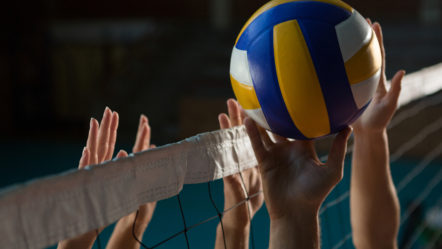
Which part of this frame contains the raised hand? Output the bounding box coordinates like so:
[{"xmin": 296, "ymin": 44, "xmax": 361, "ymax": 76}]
[
  {"xmin": 352, "ymin": 20, "xmax": 405, "ymax": 134},
  {"xmin": 58, "ymin": 107, "xmax": 119, "ymax": 249},
  {"xmin": 245, "ymin": 119, "xmax": 351, "ymax": 249},
  {"xmin": 215, "ymin": 99, "xmax": 264, "ymax": 249},
  {"xmin": 107, "ymin": 115, "xmax": 157, "ymax": 249},
  {"xmin": 350, "ymin": 20, "xmax": 402, "ymax": 249}
]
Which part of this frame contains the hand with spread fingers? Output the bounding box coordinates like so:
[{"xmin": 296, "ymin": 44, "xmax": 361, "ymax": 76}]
[
  {"xmin": 58, "ymin": 109, "xmax": 157, "ymax": 249},
  {"xmin": 350, "ymin": 20, "xmax": 402, "ymax": 249},
  {"xmin": 57, "ymin": 107, "xmax": 119, "ymax": 249},
  {"xmin": 244, "ymin": 118, "xmax": 352, "ymax": 249},
  {"xmin": 352, "ymin": 20, "xmax": 405, "ymax": 134},
  {"xmin": 107, "ymin": 115, "xmax": 157, "ymax": 249},
  {"xmin": 214, "ymin": 99, "xmax": 264, "ymax": 249}
]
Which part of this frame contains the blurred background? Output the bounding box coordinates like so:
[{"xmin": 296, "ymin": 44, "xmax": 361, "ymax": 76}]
[{"xmin": 1, "ymin": 0, "xmax": 441, "ymax": 248}]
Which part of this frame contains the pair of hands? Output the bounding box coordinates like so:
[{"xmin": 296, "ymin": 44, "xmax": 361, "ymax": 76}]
[{"xmin": 58, "ymin": 108, "xmax": 156, "ymax": 249}]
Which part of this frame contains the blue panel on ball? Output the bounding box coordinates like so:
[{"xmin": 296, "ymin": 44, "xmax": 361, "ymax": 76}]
[
  {"xmin": 236, "ymin": 1, "xmax": 351, "ymax": 50},
  {"xmin": 247, "ymin": 29, "xmax": 307, "ymax": 139},
  {"xmin": 297, "ymin": 19, "xmax": 358, "ymax": 133}
]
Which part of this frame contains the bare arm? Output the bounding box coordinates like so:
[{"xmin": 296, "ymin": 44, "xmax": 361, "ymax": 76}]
[
  {"xmin": 350, "ymin": 21, "xmax": 404, "ymax": 249},
  {"xmin": 107, "ymin": 115, "xmax": 157, "ymax": 249},
  {"xmin": 58, "ymin": 107, "xmax": 119, "ymax": 249},
  {"xmin": 351, "ymin": 132, "xmax": 400, "ymax": 249}
]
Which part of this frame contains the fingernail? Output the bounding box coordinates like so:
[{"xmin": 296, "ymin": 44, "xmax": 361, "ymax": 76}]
[
  {"xmin": 82, "ymin": 147, "xmax": 87, "ymax": 155},
  {"xmin": 90, "ymin": 118, "xmax": 93, "ymax": 128}
]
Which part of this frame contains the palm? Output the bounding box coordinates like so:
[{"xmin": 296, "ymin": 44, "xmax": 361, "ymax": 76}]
[
  {"xmin": 244, "ymin": 118, "xmax": 351, "ymax": 220},
  {"xmin": 261, "ymin": 141, "xmax": 340, "ymax": 218},
  {"xmin": 352, "ymin": 21, "xmax": 405, "ymax": 134}
]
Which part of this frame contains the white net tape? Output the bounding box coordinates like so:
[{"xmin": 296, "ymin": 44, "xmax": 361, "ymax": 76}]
[{"xmin": 0, "ymin": 63, "xmax": 441, "ymax": 249}]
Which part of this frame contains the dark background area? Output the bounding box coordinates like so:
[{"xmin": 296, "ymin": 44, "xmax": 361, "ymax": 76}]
[{"xmin": 1, "ymin": 0, "xmax": 441, "ymax": 146}]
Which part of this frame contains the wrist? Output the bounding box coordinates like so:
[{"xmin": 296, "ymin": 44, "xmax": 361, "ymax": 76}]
[
  {"xmin": 217, "ymin": 221, "xmax": 250, "ymax": 234},
  {"xmin": 353, "ymin": 128, "xmax": 387, "ymax": 138},
  {"xmin": 114, "ymin": 214, "xmax": 148, "ymax": 238},
  {"xmin": 216, "ymin": 223, "xmax": 250, "ymax": 248},
  {"xmin": 269, "ymin": 210, "xmax": 319, "ymax": 249},
  {"xmin": 271, "ymin": 206, "xmax": 318, "ymax": 225}
]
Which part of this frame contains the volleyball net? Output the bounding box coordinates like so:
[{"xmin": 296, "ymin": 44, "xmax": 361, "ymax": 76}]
[{"xmin": 1, "ymin": 63, "xmax": 442, "ymax": 249}]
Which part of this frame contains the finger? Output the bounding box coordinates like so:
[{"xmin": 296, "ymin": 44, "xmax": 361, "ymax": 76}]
[
  {"xmin": 227, "ymin": 98, "xmax": 242, "ymax": 126},
  {"xmin": 142, "ymin": 122, "xmax": 151, "ymax": 151},
  {"xmin": 134, "ymin": 115, "xmax": 148, "ymax": 149},
  {"xmin": 245, "ymin": 118, "xmax": 267, "ymax": 163},
  {"xmin": 386, "ymin": 70, "xmax": 405, "ymax": 106},
  {"xmin": 133, "ymin": 123, "xmax": 150, "ymax": 153},
  {"xmin": 372, "ymin": 22, "xmax": 387, "ymax": 94},
  {"xmin": 239, "ymin": 106, "xmax": 248, "ymax": 122},
  {"xmin": 150, "ymin": 144, "xmax": 156, "ymax": 149},
  {"xmin": 86, "ymin": 118, "xmax": 99, "ymax": 165},
  {"xmin": 105, "ymin": 111, "xmax": 119, "ymax": 161},
  {"xmin": 327, "ymin": 127, "xmax": 352, "ymax": 177},
  {"xmin": 366, "ymin": 18, "xmax": 372, "ymax": 25},
  {"xmin": 372, "ymin": 23, "xmax": 384, "ymax": 62},
  {"xmin": 78, "ymin": 147, "xmax": 90, "ymax": 169},
  {"xmin": 97, "ymin": 107, "xmax": 112, "ymax": 162},
  {"xmin": 116, "ymin": 149, "xmax": 129, "ymax": 159},
  {"xmin": 218, "ymin": 113, "xmax": 232, "ymax": 129}
]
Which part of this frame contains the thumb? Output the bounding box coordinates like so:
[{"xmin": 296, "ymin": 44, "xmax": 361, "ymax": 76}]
[
  {"xmin": 327, "ymin": 127, "xmax": 352, "ymax": 176},
  {"xmin": 245, "ymin": 118, "xmax": 267, "ymax": 164},
  {"xmin": 387, "ymin": 70, "xmax": 405, "ymax": 106}
]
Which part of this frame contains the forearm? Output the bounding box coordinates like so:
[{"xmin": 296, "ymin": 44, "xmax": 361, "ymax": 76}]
[
  {"xmin": 351, "ymin": 130, "xmax": 400, "ymax": 249},
  {"xmin": 57, "ymin": 231, "xmax": 97, "ymax": 249},
  {"xmin": 215, "ymin": 223, "xmax": 250, "ymax": 249},
  {"xmin": 107, "ymin": 214, "xmax": 148, "ymax": 249},
  {"xmin": 269, "ymin": 210, "xmax": 319, "ymax": 249}
]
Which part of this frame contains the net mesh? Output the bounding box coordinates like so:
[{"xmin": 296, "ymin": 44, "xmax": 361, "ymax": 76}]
[{"xmin": 0, "ymin": 64, "xmax": 441, "ymax": 249}]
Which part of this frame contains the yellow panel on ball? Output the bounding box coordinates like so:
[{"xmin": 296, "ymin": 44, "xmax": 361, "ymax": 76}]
[
  {"xmin": 230, "ymin": 75, "xmax": 261, "ymax": 110},
  {"xmin": 273, "ymin": 20, "xmax": 331, "ymax": 138},
  {"xmin": 344, "ymin": 31, "xmax": 382, "ymax": 85}
]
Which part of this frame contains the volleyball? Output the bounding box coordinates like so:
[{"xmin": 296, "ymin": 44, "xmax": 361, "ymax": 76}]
[{"xmin": 230, "ymin": 0, "xmax": 382, "ymax": 139}]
